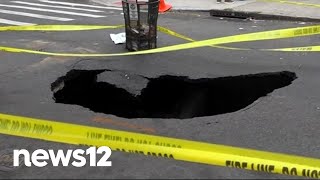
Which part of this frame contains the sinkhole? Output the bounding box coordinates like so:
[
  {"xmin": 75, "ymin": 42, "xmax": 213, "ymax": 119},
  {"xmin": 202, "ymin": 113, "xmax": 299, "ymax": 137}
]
[{"xmin": 51, "ymin": 70, "xmax": 297, "ymax": 119}]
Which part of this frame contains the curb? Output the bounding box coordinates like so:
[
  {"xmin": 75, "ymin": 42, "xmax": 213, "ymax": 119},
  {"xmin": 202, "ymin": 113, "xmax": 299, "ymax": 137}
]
[
  {"xmin": 90, "ymin": 0, "xmax": 320, "ymax": 22},
  {"xmin": 209, "ymin": 9, "xmax": 320, "ymax": 22}
]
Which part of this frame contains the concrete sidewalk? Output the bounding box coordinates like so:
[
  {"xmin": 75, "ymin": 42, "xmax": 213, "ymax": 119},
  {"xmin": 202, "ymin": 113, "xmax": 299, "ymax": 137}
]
[{"xmin": 91, "ymin": 0, "xmax": 320, "ymax": 21}]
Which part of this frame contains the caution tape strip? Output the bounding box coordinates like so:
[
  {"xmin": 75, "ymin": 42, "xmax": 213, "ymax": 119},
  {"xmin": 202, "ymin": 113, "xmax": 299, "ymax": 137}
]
[
  {"xmin": 158, "ymin": 25, "xmax": 320, "ymax": 52},
  {"xmin": 0, "ymin": 24, "xmax": 319, "ymax": 56},
  {"xmin": 0, "ymin": 25, "xmax": 125, "ymax": 31},
  {"xmin": 267, "ymin": 46, "xmax": 320, "ymax": 52},
  {"xmin": 158, "ymin": 26, "xmax": 250, "ymax": 50},
  {"xmin": 0, "ymin": 24, "xmax": 248, "ymax": 51},
  {"xmin": 0, "ymin": 113, "xmax": 320, "ymax": 178}
]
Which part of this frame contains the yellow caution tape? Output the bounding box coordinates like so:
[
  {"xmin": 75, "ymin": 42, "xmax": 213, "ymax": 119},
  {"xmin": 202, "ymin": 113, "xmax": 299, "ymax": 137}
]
[
  {"xmin": 265, "ymin": 45, "xmax": 320, "ymax": 52},
  {"xmin": 157, "ymin": 26, "xmax": 195, "ymax": 42},
  {"xmin": 158, "ymin": 26, "xmax": 250, "ymax": 50},
  {"xmin": 155, "ymin": 26, "xmax": 320, "ymax": 52},
  {"xmin": 0, "ymin": 113, "xmax": 320, "ymax": 178},
  {"xmin": 158, "ymin": 26, "xmax": 320, "ymax": 52},
  {"xmin": 0, "ymin": 25, "xmax": 124, "ymax": 31},
  {"xmin": 260, "ymin": 0, "xmax": 320, "ymax": 8},
  {"xmin": 0, "ymin": 24, "xmax": 248, "ymax": 51},
  {"xmin": 0, "ymin": 24, "xmax": 319, "ymax": 56}
]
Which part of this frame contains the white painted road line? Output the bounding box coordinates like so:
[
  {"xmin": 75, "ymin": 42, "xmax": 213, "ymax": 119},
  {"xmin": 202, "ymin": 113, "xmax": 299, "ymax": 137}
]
[
  {"xmin": 12, "ymin": 1, "xmax": 105, "ymax": 13},
  {"xmin": 0, "ymin": 4, "xmax": 106, "ymax": 18},
  {"xmin": 0, "ymin": 18, "xmax": 35, "ymax": 25},
  {"xmin": 0, "ymin": 9, "xmax": 74, "ymax": 21},
  {"xmin": 38, "ymin": 0, "xmax": 123, "ymax": 10}
]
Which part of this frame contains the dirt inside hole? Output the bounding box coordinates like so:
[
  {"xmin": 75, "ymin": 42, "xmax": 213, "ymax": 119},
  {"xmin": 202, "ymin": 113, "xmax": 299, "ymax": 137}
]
[{"xmin": 52, "ymin": 70, "xmax": 297, "ymax": 119}]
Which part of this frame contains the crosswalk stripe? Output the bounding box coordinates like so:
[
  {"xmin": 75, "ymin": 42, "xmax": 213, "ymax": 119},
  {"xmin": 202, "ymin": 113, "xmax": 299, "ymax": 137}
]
[
  {"xmin": 0, "ymin": 9, "xmax": 74, "ymax": 21},
  {"xmin": 12, "ymin": 1, "xmax": 105, "ymax": 13},
  {"xmin": 38, "ymin": 0, "xmax": 123, "ymax": 10},
  {"xmin": 0, "ymin": 18, "xmax": 35, "ymax": 25},
  {"xmin": 0, "ymin": 4, "xmax": 106, "ymax": 18}
]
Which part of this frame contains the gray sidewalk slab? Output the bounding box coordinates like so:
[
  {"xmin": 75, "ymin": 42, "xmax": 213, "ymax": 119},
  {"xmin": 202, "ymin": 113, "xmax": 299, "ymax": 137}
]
[
  {"xmin": 165, "ymin": 0, "xmax": 256, "ymax": 10},
  {"xmin": 232, "ymin": 0, "xmax": 320, "ymax": 20},
  {"xmin": 91, "ymin": 0, "xmax": 320, "ymax": 21}
]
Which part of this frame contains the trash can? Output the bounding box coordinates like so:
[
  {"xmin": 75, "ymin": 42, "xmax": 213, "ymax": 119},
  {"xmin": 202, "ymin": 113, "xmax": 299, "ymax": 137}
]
[{"xmin": 122, "ymin": 0, "xmax": 160, "ymax": 51}]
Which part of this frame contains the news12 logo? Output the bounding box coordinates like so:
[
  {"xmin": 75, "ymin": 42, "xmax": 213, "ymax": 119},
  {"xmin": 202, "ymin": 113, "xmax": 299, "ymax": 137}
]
[{"xmin": 13, "ymin": 146, "xmax": 112, "ymax": 167}]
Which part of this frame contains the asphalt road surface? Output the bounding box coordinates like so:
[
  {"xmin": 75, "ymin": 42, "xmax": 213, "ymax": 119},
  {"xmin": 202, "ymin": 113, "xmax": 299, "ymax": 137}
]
[{"xmin": 0, "ymin": 0, "xmax": 319, "ymax": 179}]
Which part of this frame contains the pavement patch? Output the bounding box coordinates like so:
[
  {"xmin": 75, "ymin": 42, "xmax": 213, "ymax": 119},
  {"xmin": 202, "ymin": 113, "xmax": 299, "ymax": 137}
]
[
  {"xmin": 0, "ymin": 149, "xmax": 23, "ymax": 172},
  {"xmin": 92, "ymin": 116, "xmax": 156, "ymax": 134},
  {"xmin": 51, "ymin": 70, "xmax": 297, "ymax": 119}
]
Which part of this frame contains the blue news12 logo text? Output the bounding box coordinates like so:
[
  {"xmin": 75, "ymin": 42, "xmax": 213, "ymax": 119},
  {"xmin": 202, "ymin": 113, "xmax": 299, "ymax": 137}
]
[{"xmin": 13, "ymin": 146, "xmax": 112, "ymax": 167}]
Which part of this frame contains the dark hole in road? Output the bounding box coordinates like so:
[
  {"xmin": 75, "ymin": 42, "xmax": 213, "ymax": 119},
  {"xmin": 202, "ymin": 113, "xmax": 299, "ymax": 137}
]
[{"xmin": 52, "ymin": 70, "xmax": 296, "ymax": 119}]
